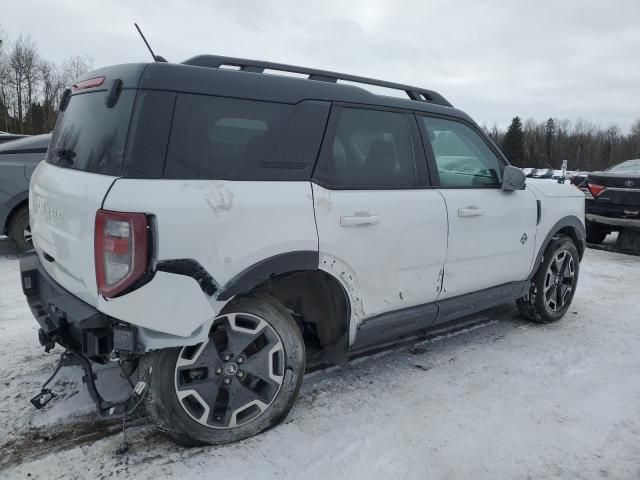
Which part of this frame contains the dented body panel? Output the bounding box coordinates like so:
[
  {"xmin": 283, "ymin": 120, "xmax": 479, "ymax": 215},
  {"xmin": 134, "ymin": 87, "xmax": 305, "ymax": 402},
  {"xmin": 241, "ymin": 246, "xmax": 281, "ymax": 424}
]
[
  {"xmin": 312, "ymin": 183, "xmax": 448, "ymax": 345},
  {"xmin": 99, "ymin": 179, "xmax": 318, "ymax": 342}
]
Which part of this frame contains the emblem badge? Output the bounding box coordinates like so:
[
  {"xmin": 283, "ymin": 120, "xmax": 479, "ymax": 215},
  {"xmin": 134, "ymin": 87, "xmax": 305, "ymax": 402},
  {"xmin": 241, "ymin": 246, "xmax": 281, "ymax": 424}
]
[
  {"xmin": 224, "ymin": 363, "xmax": 238, "ymax": 376},
  {"xmin": 624, "ymin": 179, "xmax": 635, "ymax": 187},
  {"xmin": 520, "ymin": 233, "xmax": 528, "ymax": 245}
]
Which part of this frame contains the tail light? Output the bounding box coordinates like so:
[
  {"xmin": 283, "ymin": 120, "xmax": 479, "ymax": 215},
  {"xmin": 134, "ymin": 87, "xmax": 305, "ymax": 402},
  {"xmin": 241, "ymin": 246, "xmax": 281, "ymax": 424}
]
[
  {"xmin": 95, "ymin": 210, "xmax": 149, "ymax": 298},
  {"xmin": 72, "ymin": 76, "xmax": 105, "ymax": 90},
  {"xmin": 587, "ymin": 182, "xmax": 606, "ymax": 198}
]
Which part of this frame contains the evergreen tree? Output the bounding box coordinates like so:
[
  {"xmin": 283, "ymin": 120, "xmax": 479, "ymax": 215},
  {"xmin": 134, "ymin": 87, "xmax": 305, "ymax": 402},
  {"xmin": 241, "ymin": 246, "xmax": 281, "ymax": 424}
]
[
  {"xmin": 502, "ymin": 116, "xmax": 525, "ymax": 166},
  {"xmin": 545, "ymin": 118, "xmax": 555, "ymax": 168}
]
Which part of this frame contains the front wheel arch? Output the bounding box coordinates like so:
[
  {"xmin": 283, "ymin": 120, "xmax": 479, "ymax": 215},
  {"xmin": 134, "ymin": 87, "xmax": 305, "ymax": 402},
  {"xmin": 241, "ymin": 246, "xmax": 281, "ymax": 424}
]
[{"xmin": 527, "ymin": 216, "xmax": 585, "ymax": 281}]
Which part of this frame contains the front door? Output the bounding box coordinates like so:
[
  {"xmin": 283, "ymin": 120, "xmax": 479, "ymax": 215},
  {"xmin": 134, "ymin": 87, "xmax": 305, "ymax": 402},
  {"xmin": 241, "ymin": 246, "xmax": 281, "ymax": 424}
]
[
  {"xmin": 312, "ymin": 106, "xmax": 448, "ymax": 340},
  {"xmin": 418, "ymin": 115, "xmax": 538, "ymax": 299}
]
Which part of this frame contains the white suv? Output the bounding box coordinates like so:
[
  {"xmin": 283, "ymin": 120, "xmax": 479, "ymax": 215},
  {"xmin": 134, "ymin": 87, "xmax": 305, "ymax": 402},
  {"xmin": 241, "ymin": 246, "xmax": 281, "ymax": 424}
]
[{"xmin": 20, "ymin": 56, "xmax": 586, "ymax": 445}]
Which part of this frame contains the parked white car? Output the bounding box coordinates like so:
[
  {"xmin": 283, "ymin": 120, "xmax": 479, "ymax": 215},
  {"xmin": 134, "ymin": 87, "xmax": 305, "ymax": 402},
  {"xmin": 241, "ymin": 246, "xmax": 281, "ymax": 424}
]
[{"xmin": 20, "ymin": 55, "xmax": 586, "ymax": 446}]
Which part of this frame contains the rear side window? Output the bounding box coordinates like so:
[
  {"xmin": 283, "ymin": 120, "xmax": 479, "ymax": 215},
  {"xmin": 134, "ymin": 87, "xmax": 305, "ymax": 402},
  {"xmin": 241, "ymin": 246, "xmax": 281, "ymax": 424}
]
[
  {"xmin": 164, "ymin": 95, "xmax": 329, "ymax": 180},
  {"xmin": 46, "ymin": 90, "xmax": 135, "ymax": 175},
  {"xmin": 421, "ymin": 116, "xmax": 502, "ymax": 187},
  {"xmin": 314, "ymin": 108, "xmax": 417, "ymax": 188}
]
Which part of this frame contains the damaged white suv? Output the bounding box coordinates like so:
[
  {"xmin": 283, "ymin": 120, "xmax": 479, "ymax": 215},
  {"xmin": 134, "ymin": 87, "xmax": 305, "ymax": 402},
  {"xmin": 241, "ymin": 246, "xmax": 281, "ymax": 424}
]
[{"xmin": 20, "ymin": 55, "xmax": 586, "ymax": 445}]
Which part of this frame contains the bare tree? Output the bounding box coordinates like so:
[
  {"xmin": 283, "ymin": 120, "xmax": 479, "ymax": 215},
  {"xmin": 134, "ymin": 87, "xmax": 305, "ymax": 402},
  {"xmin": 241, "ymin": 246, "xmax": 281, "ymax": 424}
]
[
  {"xmin": 0, "ymin": 26, "xmax": 11, "ymax": 132},
  {"xmin": 39, "ymin": 59, "xmax": 63, "ymax": 131},
  {"xmin": 61, "ymin": 55, "xmax": 94, "ymax": 86},
  {"xmin": 8, "ymin": 34, "xmax": 37, "ymax": 133}
]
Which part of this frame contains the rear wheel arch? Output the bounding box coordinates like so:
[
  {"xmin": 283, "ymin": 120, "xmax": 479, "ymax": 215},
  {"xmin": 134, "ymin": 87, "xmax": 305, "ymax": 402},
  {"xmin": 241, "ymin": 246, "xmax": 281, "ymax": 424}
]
[
  {"xmin": 255, "ymin": 269, "xmax": 351, "ymax": 348},
  {"xmin": 220, "ymin": 266, "xmax": 352, "ymax": 366}
]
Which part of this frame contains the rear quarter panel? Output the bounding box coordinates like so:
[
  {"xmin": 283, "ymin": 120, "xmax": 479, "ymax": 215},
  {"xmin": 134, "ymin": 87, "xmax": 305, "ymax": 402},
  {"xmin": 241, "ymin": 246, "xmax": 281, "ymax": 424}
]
[{"xmin": 100, "ymin": 180, "xmax": 318, "ymax": 338}]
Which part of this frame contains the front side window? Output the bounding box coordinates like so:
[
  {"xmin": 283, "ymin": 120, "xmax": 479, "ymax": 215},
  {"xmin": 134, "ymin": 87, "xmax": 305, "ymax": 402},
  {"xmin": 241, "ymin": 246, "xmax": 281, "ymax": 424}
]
[
  {"xmin": 421, "ymin": 117, "xmax": 502, "ymax": 187},
  {"xmin": 314, "ymin": 108, "xmax": 416, "ymax": 188}
]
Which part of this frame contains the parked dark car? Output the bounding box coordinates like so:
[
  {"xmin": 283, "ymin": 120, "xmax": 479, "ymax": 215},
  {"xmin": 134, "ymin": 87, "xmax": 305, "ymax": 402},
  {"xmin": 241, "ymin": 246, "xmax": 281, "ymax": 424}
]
[
  {"xmin": 0, "ymin": 131, "xmax": 27, "ymax": 144},
  {"xmin": 584, "ymin": 159, "xmax": 640, "ymax": 243},
  {"xmin": 0, "ymin": 134, "xmax": 50, "ymax": 252}
]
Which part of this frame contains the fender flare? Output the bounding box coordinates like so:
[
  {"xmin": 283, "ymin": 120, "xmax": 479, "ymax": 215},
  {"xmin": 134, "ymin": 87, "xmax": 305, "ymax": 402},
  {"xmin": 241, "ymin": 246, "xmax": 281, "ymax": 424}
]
[
  {"xmin": 527, "ymin": 215, "xmax": 586, "ymax": 280},
  {"xmin": 216, "ymin": 251, "xmax": 319, "ymax": 301}
]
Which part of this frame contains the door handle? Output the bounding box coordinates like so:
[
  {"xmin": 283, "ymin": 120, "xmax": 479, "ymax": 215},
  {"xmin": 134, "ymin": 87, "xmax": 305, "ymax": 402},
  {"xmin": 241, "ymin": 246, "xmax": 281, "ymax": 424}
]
[
  {"xmin": 340, "ymin": 215, "xmax": 380, "ymax": 227},
  {"xmin": 458, "ymin": 206, "xmax": 485, "ymax": 217}
]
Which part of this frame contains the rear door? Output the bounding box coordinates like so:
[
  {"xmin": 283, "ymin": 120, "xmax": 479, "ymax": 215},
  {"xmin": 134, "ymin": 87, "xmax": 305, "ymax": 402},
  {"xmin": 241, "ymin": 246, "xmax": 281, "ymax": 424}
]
[
  {"xmin": 312, "ymin": 106, "xmax": 448, "ymax": 328},
  {"xmin": 418, "ymin": 115, "xmax": 537, "ymax": 299},
  {"xmin": 30, "ymin": 87, "xmax": 137, "ymax": 306}
]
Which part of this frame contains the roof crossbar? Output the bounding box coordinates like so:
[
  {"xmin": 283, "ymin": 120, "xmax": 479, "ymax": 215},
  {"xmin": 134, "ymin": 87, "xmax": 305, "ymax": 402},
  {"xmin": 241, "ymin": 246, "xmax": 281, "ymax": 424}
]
[{"xmin": 182, "ymin": 55, "xmax": 452, "ymax": 107}]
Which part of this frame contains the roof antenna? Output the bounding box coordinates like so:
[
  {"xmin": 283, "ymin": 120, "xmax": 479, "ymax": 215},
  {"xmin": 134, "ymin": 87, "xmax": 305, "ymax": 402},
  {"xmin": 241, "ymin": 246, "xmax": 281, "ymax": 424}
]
[{"xmin": 134, "ymin": 23, "xmax": 167, "ymax": 62}]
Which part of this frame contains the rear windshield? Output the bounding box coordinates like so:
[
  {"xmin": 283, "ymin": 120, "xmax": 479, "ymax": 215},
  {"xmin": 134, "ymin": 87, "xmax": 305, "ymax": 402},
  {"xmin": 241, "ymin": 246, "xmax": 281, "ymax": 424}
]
[
  {"xmin": 46, "ymin": 90, "xmax": 135, "ymax": 175},
  {"xmin": 608, "ymin": 159, "xmax": 640, "ymax": 174}
]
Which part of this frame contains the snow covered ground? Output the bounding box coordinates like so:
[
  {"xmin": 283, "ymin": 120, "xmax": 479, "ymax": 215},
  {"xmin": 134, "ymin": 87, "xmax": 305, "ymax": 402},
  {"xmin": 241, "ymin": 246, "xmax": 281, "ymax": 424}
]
[{"xmin": 1, "ymin": 237, "xmax": 639, "ymax": 480}]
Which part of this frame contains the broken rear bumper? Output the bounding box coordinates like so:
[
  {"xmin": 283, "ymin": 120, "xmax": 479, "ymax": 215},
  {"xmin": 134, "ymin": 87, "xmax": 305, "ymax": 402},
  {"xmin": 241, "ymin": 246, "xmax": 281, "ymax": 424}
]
[{"xmin": 19, "ymin": 251, "xmax": 138, "ymax": 361}]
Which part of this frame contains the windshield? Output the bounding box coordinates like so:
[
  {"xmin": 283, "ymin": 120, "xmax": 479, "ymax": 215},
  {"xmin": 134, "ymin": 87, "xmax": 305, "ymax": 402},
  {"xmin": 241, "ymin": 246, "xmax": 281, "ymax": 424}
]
[
  {"xmin": 607, "ymin": 159, "xmax": 640, "ymax": 174},
  {"xmin": 46, "ymin": 90, "xmax": 135, "ymax": 175}
]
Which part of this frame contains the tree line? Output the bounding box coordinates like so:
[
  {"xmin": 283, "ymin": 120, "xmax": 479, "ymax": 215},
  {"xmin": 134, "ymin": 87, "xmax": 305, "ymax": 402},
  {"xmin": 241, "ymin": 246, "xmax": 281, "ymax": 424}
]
[
  {"xmin": 485, "ymin": 116, "xmax": 640, "ymax": 172},
  {"xmin": 0, "ymin": 26, "xmax": 92, "ymax": 135}
]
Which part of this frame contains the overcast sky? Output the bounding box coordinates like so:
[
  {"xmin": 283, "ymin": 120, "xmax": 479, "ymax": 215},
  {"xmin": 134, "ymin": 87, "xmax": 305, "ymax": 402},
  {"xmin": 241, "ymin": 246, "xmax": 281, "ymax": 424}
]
[{"xmin": 2, "ymin": 0, "xmax": 639, "ymax": 132}]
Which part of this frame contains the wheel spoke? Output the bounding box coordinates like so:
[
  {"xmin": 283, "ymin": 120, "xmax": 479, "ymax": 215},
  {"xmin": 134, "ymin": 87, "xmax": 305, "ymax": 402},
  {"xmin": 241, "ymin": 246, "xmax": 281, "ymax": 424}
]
[
  {"xmin": 560, "ymin": 284, "xmax": 572, "ymax": 304},
  {"xmin": 221, "ymin": 380, "xmax": 267, "ymax": 428},
  {"xmin": 176, "ymin": 389, "xmax": 211, "ymax": 423},
  {"xmin": 544, "ymin": 273, "xmax": 554, "ymax": 293},
  {"xmin": 177, "ymin": 372, "xmax": 224, "ymax": 397},
  {"xmin": 176, "ymin": 340, "xmax": 222, "ymax": 369},
  {"xmin": 558, "ymin": 254, "xmax": 570, "ymax": 276},
  {"xmin": 555, "ymin": 285, "xmax": 563, "ymax": 309},
  {"xmin": 242, "ymin": 340, "xmax": 284, "ymax": 387},
  {"xmin": 221, "ymin": 313, "xmax": 268, "ymax": 358}
]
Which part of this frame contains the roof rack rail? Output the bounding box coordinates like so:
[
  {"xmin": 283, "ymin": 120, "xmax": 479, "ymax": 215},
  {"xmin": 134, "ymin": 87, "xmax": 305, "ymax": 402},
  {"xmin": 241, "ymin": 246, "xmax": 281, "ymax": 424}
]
[{"xmin": 181, "ymin": 55, "xmax": 452, "ymax": 107}]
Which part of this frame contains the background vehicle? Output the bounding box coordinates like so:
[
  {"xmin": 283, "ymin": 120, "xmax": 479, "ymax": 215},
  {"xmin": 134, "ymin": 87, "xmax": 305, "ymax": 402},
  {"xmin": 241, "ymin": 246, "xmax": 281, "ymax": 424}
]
[
  {"xmin": 0, "ymin": 131, "xmax": 27, "ymax": 144},
  {"xmin": 0, "ymin": 134, "xmax": 50, "ymax": 252},
  {"xmin": 524, "ymin": 168, "xmax": 566, "ymax": 180},
  {"xmin": 20, "ymin": 57, "xmax": 585, "ymax": 446},
  {"xmin": 584, "ymin": 159, "xmax": 640, "ymax": 244}
]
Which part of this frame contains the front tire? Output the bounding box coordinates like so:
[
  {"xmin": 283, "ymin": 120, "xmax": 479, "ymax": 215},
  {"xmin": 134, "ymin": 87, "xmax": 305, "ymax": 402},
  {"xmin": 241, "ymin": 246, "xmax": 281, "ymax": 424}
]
[
  {"xmin": 141, "ymin": 293, "xmax": 305, "ymax": 446},
  {"xmin": 517, "ymin": 236, "xmax": 580, "ymax": 323}
]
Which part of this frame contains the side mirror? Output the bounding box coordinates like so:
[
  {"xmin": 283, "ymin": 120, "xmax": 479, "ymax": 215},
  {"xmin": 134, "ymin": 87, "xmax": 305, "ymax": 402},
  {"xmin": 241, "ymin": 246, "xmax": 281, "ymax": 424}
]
[{"xmin": 502, "ymin": 165, "xmax": 526, "ymax": 191}]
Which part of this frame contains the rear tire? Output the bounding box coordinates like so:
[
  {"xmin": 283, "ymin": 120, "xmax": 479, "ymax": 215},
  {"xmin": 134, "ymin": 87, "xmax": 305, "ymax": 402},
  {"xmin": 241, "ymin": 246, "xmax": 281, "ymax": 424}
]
[
  {"xmin": 141, "ymin": 293, "xmax": 305, "ymax": 446},
  {"xmin": 586, "ymin": 222, "xmax": 607, "ymax": 244},
  {"xmin": 8, "ymin": 205, "xmax": 32, "ymax": 253},
  {"xmin": 516, "ymin": 236, "xmax": 580, "ymax": 323}
]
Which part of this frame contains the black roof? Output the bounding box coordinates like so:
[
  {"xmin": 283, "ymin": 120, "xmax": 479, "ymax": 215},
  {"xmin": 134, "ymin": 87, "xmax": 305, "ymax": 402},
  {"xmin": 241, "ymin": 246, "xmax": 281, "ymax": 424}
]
[{"xmin": 77, "ymin": 57, "xmax": 474, "ymax": 124}]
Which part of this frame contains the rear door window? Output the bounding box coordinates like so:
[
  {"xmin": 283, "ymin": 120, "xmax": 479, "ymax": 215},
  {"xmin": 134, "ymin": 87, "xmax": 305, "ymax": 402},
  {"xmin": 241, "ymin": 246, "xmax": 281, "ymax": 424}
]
[
  {"xmin": 46, "ymin": 90, "xmax": 135, "ymax": 175},
  {"xmin": 313, "ymin": 107, "xmax": 417, "ymax": 188}
]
